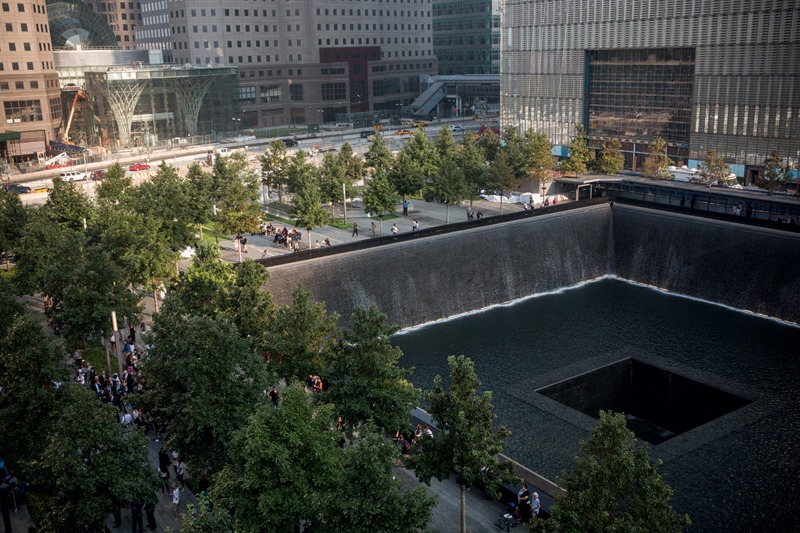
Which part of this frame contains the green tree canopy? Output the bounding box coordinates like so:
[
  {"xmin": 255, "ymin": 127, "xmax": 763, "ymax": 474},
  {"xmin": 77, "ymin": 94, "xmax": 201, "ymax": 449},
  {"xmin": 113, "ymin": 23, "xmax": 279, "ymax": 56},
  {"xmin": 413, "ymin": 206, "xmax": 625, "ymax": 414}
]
[
  {"xmin": 758, "ymin": 150, "xmax": 791, "ymax": 193},
  {"xmin": 503, "ymin": 128, "xmax": 530, "ymax": 181},
  {"xmin": 562, "ymin": 123, "xmax": 591, "ymax": 175},
  {"xmin": 697, "ymin": 149, "xmax": 732, "ymax": 187},
  {"xmin": 428, "ymin": 155, "xmax": 468, "ymax": 223},
  {"xmin": 211, "ymin": 383, "xmax": 344, "ymax": 532},
  {"xmin": 324, "ymin": 305, "xmax": 420, "ymax": 437},
  {"xmin": 212, "ymin": 153, "xmax": 262, "ymax": 238},
  {"xmin": 324, "ymin": 425, "xmax": 436, "ymax": 532},
  {"xmin": 259, "ymin": 139, "xmax": 290, "ymax": 202},
  {"xmin": 458, "ymin": 135, "xmax": 488, "ymax": 207},
  {"xmin": 132, "ymin": 162, "xmax": 194, "ymax": 251},
  {"xmin": 479, "ymin": 129, "xmax": 502, "ymax": 162},
  {"xmin": 264, "ymin": 285, "xmax": 339, "ymax": 383},
  {"xmin": 45, "ymin": 177, "xmax": 94, "ymax": 231},
  {"xmin": 525, "ymin": 130, "xmax": 556, "ymax": 195},
  {"xmin": 94, "ymin": 162, "xmax": 132, "ymax": 205},
  {"xmin": 594, "ymin": 138, "xmax": 625, "ymax": 175},
  {"xmin": 337, "ymin": 141, "xmax": 365, "ymax": 192},
  {"xmin": 534, "ymin": 410, "xmax": 691, "ymax": 533},
  {"xmin": 143, "ymin": 311, "xmax": 273, "ymax": 474},
  {"xmin": 409, "ymin": 355, "xmax": 514, "ymax": 533},
  {"xmin": 363, "ymin": 165, "xmax": 398, "ymax": 235},
  {"xmin": 391, "ymin": 129, "xmax": 439, "ymax": 200},
  {"xmin": 0, "ymin": 189, "xmax": 27, "ymax": 270},
  {"xmin": 641, "ymin": 137, "xmax": 673, "ymax": 180},
  {"xmin": 167, "ymin": 240, "xmax": 236, "ymax": 317},
  {"xmin": 365, "ymin": 133, "xmax": 394, "ymax": 181},
  {"xmin": 184, "ymin": 162, "xmax": 215, "ymax": 230},
  {"xmin": 486, "ymin": 151, "xmax": 516, "ymax": 213}
]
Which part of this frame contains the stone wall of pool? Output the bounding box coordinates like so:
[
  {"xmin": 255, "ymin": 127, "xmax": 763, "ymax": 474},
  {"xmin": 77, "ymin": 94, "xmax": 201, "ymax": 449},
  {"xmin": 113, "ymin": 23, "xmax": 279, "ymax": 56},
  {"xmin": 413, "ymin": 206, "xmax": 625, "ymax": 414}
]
[{"xmin": 264, "ymin": 203, "xmax": 800, "ymax": 327}]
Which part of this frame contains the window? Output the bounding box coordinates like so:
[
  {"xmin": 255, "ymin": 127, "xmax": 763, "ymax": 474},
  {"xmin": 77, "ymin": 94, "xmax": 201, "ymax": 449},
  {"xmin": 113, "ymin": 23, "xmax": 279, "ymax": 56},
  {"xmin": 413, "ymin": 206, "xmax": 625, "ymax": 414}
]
[
  {"xmin": 29, "ymin": 81, "xmax": 38, "ymax": 89},
  {"xmin": 15, "ymin": 81, "xmax": 23, "ymax": 89},
  {"xmin": 8, "ymin": 43, "xmax": 15, "ymax": 52},
  {"xmin": 11, "ymin": 62, "xmax": 19, "ymax": 71},
  {"xmin": 260, "ymin": 84, "xmax": 282, "ymax": 103},
  {"xmin": 0, "ymin": 82, "xmax": 7, "ymax": 90},
  {"xmin": 49, "ymin": 97, "xmax": 62, "ymax": 119},
  {"xmin": 321, "ymin": 82, "xmax": 346, "ymax": 101},
  {"xmin": 290, "ymin": 83, "xmax": 303, "ymax": 101},
  {"xmin": 4, "ymin": 100, "xmax": 43, "ymax": 123},
  {"xmin": 1, "ymin": 4, "xmax": 9, "ymax": 12},
  {"xmin": 20, "ymin": 23, "xmax": 27, "ymax": 31},
  {"xmin": 236, "ymin": 86, "xmax": 256, "ymax": 103},
  {"xmin": 16, "ymin": 2, "xmax": 23, "ymax": 11}
]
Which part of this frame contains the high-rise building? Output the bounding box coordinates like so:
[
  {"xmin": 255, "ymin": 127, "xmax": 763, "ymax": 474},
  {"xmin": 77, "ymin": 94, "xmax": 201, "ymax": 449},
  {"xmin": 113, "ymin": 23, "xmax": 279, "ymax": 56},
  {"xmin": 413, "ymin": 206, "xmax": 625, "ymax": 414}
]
[
  {"xmin": 0, "ymin": 0, "xmax": 63, "ymax": 163},
  {"xmin": 82, "ymin": 0, "xmax": 141, "ymax": 49},
  {"xmin": 140, "ymin": 0, "xmax": 437, "ymax": 127},
  {"xmin": 433, "ymin": 0, "xmax": 500, "ymax": 75},
  {"xmin": 501, "ymin": 0, "xmax": 800, "ymax": 180},
  {"xmin": 135, "ymin": 0, "xmax": 171, "ymax": 62}
]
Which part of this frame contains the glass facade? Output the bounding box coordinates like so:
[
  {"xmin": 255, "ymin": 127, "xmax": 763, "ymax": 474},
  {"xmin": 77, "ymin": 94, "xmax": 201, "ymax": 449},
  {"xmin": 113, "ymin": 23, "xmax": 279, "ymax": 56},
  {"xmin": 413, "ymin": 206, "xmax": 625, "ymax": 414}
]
[
  {"xmin": 46, "ymin": 0, "xmax": 118, "ymax": 48},
  {"xmin": 433, "ymin": 0, "xmax": 500, "ymax": 75},
  {"xmin": 501, "ymin": 0, "xmax": 800, "ymax": 172}
]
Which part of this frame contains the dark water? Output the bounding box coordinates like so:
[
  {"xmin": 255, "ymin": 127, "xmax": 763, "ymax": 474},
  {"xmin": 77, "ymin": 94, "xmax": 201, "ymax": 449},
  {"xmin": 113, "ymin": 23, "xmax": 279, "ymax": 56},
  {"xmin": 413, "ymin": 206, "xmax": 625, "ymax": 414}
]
[{"xmin": 393, "ymin": 278, "xmax": 800, "ymax": 532}]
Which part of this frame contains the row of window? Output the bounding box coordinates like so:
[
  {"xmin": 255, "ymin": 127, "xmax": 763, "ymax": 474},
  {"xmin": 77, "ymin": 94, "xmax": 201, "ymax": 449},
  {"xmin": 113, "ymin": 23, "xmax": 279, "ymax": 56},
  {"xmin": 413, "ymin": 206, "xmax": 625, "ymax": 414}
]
[
  {"xmin": 0, "ymin": 61, "xmax": 52, "ymax": 72},
  {"xmin": 2, "ymin": 21, "xmax": 49, "ymax": 33},
  {"xmin": 433, "ymin": 1, "xmax": 492, "ymax": 16},
  {"xmin": 317, "ymin": 22, "xmax": 429, "ymax": 32},
  {"xmin": 0, "ymin": 79, "xmax": 58, "ymax": 90},
  {"xmin": 1, "ymin": 2, "xmax": 46, "ymax": 14},
  {"xmin": 94, "ymin": 2, "xmax": 141, "ymax": 11}
]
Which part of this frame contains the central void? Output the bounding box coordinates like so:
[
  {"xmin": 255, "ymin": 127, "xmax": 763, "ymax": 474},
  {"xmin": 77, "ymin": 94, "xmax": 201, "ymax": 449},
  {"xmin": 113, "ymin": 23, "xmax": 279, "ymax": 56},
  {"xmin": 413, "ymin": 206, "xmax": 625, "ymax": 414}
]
[
  {"xmin": 393, "ymin": 278, "xmax": 800, "ymax": 532},
  {"xmin": 536, "ymin": 358, "xmax": 752, "ymax": 445}
]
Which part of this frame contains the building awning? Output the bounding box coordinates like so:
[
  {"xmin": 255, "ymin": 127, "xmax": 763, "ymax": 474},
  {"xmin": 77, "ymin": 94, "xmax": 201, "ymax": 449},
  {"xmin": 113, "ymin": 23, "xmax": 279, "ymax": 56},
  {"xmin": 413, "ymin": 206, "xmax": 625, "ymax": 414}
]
[{"xmin": 0, "ymin": 131, "xmax": 22, "ymax": 141}]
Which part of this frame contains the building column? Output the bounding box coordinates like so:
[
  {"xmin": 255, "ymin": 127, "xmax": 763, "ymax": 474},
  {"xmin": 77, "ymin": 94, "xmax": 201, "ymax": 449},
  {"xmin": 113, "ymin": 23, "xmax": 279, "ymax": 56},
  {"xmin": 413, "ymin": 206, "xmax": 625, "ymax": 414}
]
[
  {"xmin": 171, "ymin": 76, "xmax": 214, "ymax": 136},
  {"xmin": 103, "ymin": 79, "xmax": 149, "ymax": 147}
]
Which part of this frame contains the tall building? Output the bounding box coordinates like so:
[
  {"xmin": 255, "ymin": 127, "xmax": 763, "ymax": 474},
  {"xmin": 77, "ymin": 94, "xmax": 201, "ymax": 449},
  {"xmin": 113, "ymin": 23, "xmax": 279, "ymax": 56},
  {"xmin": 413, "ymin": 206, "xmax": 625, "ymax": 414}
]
[
  {"xmin": 135, "ymin": 0, "xmax": 171, "ymax": 62},
  {"xmin": 141, "ymin": 0, "xmax": 437, "ymax": 127},
  {"xmin": 0, "ymin": 0, "xmax": 63, "ymax": 163},
  {"xmin": 501, "ymin": 0, "xmax": 800, "ymax": 180},
  {"xmin": 82, "ymin": 0, "xmax": 141, "ymax": 49},
  {"xmin": 433, "ymin": 0, "xmax": 500, "ymax": 75}
]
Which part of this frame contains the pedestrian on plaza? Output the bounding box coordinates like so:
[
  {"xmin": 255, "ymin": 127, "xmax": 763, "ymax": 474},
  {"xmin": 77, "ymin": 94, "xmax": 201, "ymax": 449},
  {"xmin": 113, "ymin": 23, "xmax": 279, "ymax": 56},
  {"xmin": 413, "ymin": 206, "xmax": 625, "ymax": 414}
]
[
  {"xmin": 371, "ymin": 221, "xmax": 377, "ymax": 236},
  {"xmin": 391, "ymin": 223, "xmax": 398, "ymax": 235},
  {"xmin": 269, "ymin": 386, "xmax": 280, "ymax": 407},
  {"xmin": 241, "ymin": 236, "xmax": 248, "ymax": 253},
  {"xmin": 403, "ymin": 199, "xmax": 409, "ymax": 216},
  {"xmin": 352, "ymin": 222, "xmax": 359, "ymax": 237},
  {"xmin": 412, "ymin": 220, "xmax": 419, "ymax": 232},
  {"xmin": 157, "ymin": 465, "xmax": 170, "ymax": 494},
  {"xmin": 531, "ymin": 492, "xmax": 541, "ymax": 519},
  {"xmin": 110, "ymin": 333, "xmax": 117, "ymax": 352},
  {"xmin": 143, "ymin": 501, "xmax": 157, "ymax": 531},
  {"xmin": 130, "ymin": 501, "xmax": 144, "ymax": 533},
  {"xmin": 171, "ymin": 483, "xmax": 181, "ymax": 519}
]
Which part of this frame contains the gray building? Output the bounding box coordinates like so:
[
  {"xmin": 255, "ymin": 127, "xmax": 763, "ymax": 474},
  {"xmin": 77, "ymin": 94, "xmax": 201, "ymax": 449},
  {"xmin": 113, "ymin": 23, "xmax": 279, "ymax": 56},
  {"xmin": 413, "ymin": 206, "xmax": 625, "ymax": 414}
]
[
  {"xmin": 501, "ymin": 0, "xmax": 800, "ymax": 180},
  {"xmin": 135, "ymin": 0, "xmax": 172, "ymax": 63},
  {"xmin": 433, "ymin": 0, "xmax": 501, "ymax": 75},
  {"xmin": 148, "ymin": 0, "xmax": 437, "ymax": 128}
]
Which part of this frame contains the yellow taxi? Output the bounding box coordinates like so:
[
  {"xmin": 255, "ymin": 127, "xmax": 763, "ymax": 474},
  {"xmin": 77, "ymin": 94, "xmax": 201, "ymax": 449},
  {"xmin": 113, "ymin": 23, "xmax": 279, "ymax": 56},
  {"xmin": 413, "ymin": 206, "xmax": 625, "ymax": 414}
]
[{"xmin": 395, "ymin": 129, "xmax": 413, "ymax": 136}]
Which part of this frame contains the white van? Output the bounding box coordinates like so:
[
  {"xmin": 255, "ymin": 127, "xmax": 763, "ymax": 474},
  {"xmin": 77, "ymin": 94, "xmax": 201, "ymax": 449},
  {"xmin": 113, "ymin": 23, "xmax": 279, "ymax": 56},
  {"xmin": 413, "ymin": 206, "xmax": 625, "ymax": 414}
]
[
  {"xmin": 214, "ymin": 147, "xmax": 232, "ymax": 157},
  {"xmin": 59, "ymin": 170, "xmax": 87, "ymax": 182}
]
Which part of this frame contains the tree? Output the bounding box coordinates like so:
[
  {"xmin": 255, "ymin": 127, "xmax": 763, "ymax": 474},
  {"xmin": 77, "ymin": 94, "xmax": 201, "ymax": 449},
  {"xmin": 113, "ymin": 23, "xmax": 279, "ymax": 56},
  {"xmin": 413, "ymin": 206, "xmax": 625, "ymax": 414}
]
[
  {"xmin": 291, "ymin": 167, "xmax": 329, "ymax": 249},
  {"xmin": 486, "ymin": 151, "xmax": 516, "ymax": 214},
  {"xmin": 13, "ymin": 206, "xmax": 76, "ymax": 295},
  {"xmin": 561, "ymin": 123, "xmax": 590, "ymax": 175},
  {"xmin": 641, "ymin": 137, "xmax": 673, "ymax": 180},
  {"xmin": 390, "ymin": 129, "xmax": 439, "ymax": 202},
  {"xmin": 503, "ymin": 128, "xmax": 530, "ymax": 181},
  {"xmin": 28, "ymin": 385, "xmax": 156, "ymax": 532},
  {"xmin": 259, "ymin": 139, "xmax": 290, "ymax": 203},
  {"xmin": 337, "ymin": 141, "xmax": 365, "ymax": 191},
  {"xmin": 429, "ymin": 156, "xmax": 468, "ymax": 223},
  {"xmin": 225, "ymin": 258, "xmax": 274, "ymax": 342},
  {"xmin": 324, "ymin": 425, "xmax": 436, "ymax": 532},
  {"xmin": 319, "ymin": 151, "xmax": 347, "ymax": 219},
  {"xmin": 409, "ymin": 355, "xmax": 514, "ymax": 533},
  {"xmin": 459, "ymin": 135, "xmax": 488, "ymax": 208},
  {"xmin": 759, "ymin": 150, "xmax": 791, "ymax": 193},
  {"xmin": 595, "ymin": 138, "xmax": 625, "ymax": 175},
  {"xmin": 133, "ymin": 162, "xmax": 194, "ymax": 251},
  {"xmin": 479, "ymin": 129, "xmax": 502, "ymax": 162},
  {"xmin": 212, "ymin": 153, "xmax": 262, "ymax": 258},
  {"xmin": 533, "ymin": 411, "xmax": 691, "ymax": 533},
  {"xmin": 0, "ymin": 189, "xmax": 27, "ymax": 270},
  {"xmin": 45, "ymin": 176, "xmax": 94, "ymax": 231},
  {"xmin": 324, "ymin": 305, "xmax": 420, "ymax": 437},
  {"xmin": 167, "ymin": 241, "xmax": 235, "ymax": 317},
  {"xmin": 265, "ymin": 285, "xmax": 339, "ymax": 383},
  {"xmin": 363, "ymin": 165, "xmax": 398, "ymax": 236},
  {"xmin": 365, "ymin": 133, "xmax": 394, "ymax": 182},
  {"xmin": 94, "ymin": 162, "xmax": 132, "ymax": 205},
  {"xmin": 434, "ymin": 125, "xmax": 459, "ymax": 161},
  {"xmin": 143, "ymin": 312, "xmax": 273, "ymax": 474},
  {"xmin": 178, "ymin": 493, "xmax": 234, "ymax": 533},
  {"xmin": 184, "ymin": 162, "xmax": 215, "ymax": 239},
  {"xmin": 697, "ymin": 149, "xmax": 732, "ymax": 187},
  {"xmin": 211, "ymin": 383, "xmax": 344, "ymax": 532},
  {"xmin": 286, "ymin": 149, "xmax": 317, "ymax": 194},
  {"xmin": 526, "ymin": 130, "xmax": 556, "ymax": 197}
]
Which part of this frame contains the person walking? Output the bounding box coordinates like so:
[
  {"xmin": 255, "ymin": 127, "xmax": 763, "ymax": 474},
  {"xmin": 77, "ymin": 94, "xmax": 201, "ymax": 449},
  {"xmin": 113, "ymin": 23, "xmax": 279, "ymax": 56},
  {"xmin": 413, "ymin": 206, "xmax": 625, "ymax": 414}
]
[
  {"xmin": 391, "ymin": 223, "xmax": 398, "ymax": 235},
  {"xmin": 412, "ymin": 220, "xmax": 419, "ymax": 232},
  {"xmin": 371, "ymin": 221, "xmax": 377, "ymax": 236},
  {"xmin": 352, "ymin": 222, "xmax": 359, "ymax": 237}
]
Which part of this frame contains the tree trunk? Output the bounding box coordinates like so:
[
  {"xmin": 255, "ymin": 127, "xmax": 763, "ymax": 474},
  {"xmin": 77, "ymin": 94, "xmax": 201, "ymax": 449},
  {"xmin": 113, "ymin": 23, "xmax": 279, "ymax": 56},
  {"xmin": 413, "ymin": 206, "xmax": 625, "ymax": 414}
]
[
  {"xmin": 198, "ymin": 222, "xmax": 203, "ymax": 240},
  {"xmin": 308, "ymin": 230, "xmax": 313, "ymax": 250},
  {"xmin": 500, "ymin": 193, "xmax": 504, "ymax": 214},
  {"xmin": 445, "ymin": 203, "xmax": 450, "ymax": 224},
  {"xmin": 460, "ymin": 484, "xmax": 467, "ymax": 533}
]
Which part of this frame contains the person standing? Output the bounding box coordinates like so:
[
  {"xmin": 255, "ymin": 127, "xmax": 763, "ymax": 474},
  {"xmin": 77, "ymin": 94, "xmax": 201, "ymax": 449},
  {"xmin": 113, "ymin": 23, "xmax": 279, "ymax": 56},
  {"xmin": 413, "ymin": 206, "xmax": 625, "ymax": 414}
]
[
  {"xmin": 403, "ymin": 199, "xmax": 409, "ymax": 216},
  {"xmin": 352, "ymin": 222, "xmax": 359, "ymax": 237},
  {"xmin": 171, "ymin": 483, "xmax": 181, "ymax": 519},
  {"xmin": 269, "ymin": 386, "xmax": 280, "ymax": 408},
  {"xmin": 531, "ymin": 491, "xmax": 541, "ymax": 519},
  {"xmin": 130, "ymin": 501, "xmax": 144, "ymax": 533},
  {"xmin": 412, "ymin": 220, "xmax": 419, "ymax": 232},
  {"xmin": 391, "ymin": 223, "xmax": 398, "ymax": 235},
  {"xmin": 371, "ymin": 221, "xmax": 377, "ymax": 236},
  {"xmin": 518, "ymin": 483, "xmax": 531, "ymax": 523}
]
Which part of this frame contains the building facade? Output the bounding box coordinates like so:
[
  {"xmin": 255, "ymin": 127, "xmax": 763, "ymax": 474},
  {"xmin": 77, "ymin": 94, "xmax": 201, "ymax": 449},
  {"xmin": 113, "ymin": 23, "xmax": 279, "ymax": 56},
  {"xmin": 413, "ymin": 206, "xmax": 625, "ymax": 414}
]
[
  {"xmin": 141, "ymin": 0, "xmax": 437, "ymax": 128},
  {"xmin": 501, "ymin": 0, "xmax": 800, "ymax": 179},
  {"xmin": 82, "ymin": 0, "xmax": 141, "ymax": 49},
  {"xmin": 0, "ymin": 0, "xmax": 63, "ymax": 163},
  {"xmin": 433, "ymin": 0, "xmax": 500, "ymax": 75},
  {"xmin": 135, "ymin": 0, "xmax": 171, "ymax": 62}
]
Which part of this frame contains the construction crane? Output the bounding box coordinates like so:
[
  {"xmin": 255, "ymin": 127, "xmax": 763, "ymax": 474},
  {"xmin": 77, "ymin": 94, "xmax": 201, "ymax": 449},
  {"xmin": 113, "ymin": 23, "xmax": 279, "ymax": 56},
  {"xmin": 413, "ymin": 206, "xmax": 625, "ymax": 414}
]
[{"xmin": 61, "ymin": 87, "xmax": 88, "ymax": 143}]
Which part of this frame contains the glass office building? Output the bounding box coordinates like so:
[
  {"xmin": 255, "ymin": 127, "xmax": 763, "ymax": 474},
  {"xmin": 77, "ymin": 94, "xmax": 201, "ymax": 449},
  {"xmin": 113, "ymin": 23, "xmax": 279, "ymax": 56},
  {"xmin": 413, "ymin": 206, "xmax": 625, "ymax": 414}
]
[
  {"xmin": 501, "ymin": 0, "xmax": 800, "ymax": 179},
  {"xmin": 434, "ymin": 0, "xmax": 501, "ymax": 75}
]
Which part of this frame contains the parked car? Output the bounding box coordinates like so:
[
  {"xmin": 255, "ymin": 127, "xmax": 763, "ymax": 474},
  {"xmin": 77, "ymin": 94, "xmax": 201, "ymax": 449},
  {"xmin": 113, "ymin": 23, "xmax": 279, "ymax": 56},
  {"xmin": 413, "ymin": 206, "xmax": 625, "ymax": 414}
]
[
  {"xmin": 129, "ymin": 163, "xmax": 151, "ymax": 171},
  {"xmin": 282, "ymin": 138, "xmax": 298, "ymax": 147},
  {"xmin": 359, "ymin": 130, "xmax": 373, "ymax": 139},
  {"xmin": 317, "ymin": 145, "xmax": 337, "ymax": 153},
  {"xmin": 395, "ymin": 129, "xmax": 413, "ymax": 136},
  {"xmin": 3, "ymin": 183, "xmax": 31, "ymax": 194},
  {"xmin": 451, "ymin": 124, "xmax": 465, "ymax": 132},
  {"xmin": 59, "ymin": 170, "xmax": 87, "ymax": 182},
  {"xmin": 90, "ymin": 169, "xmax": 107, "ymax": 180}
]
